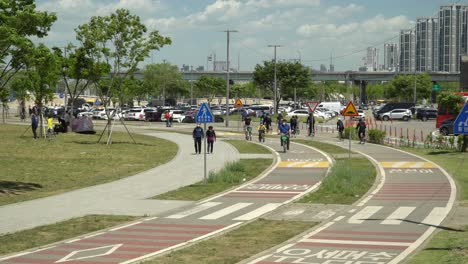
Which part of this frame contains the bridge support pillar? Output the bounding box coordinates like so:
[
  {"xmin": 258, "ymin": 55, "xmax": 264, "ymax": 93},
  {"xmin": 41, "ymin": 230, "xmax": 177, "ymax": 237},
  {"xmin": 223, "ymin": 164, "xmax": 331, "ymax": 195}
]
[{"xmin": 355, "ymin": 80, "xmax": 368, "ymax": 104}]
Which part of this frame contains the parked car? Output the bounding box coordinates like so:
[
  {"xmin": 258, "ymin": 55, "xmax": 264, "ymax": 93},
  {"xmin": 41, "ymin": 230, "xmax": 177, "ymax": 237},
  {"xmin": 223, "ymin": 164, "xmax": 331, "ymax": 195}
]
[
  {"xmin": 182, "ymin": 110, "xmax": 224, "ymax": 123},
  {"xmin": 145, "ymin": 108, "xmax": 165, "ymax": 122},
  {"xmin": 359, "ymin": 103, "xmax": 369, "ymax": 110},
  {"xmin": 416, "ymin": 108, "xmax": 438, "ymax": 121},
  {"xmin": 287, "ymin": 109, "xmax": 309, "ymax": 117},
  {"xmin": 439, "ymin": 118, "xmax": 456, "ymax": 136},
  {"xmin": 353, "ymin": 109, "xmax": 366, "ymax": 120},
  {"xmin": 125, "ymin": 107, "xmax": 150, "ymax": 121},
  {"xmin": 379, "ymin": 108, "xmax": 412, "ymax": 121},
  {"xmin": 161, "ymin": 109, "xmax": 185, "ymax": 123},
  {"xmin": 374, "ymin": 102, "xmax": 415, "ymax": 119}
]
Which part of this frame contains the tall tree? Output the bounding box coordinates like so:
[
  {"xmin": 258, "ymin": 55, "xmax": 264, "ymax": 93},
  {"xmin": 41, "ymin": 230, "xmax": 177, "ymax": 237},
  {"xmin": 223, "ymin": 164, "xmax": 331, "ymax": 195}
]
[
  {"xmin": 52, "ymin": 44, "xmax": 108, "ymax": 122},
  {"xmin": 389, "ymin": 74, "xmax": 432, "ymax": 102},
  {"xmin": 253, "ymin": 61, "xmax": 310, "ymax": 112},
  {"xmin": 143, "ymin": 62, "xmax": 183, "ymax": 105},
  {"xmin": 22, "ymin": 43, "xmax": 61, "ymax": 137},
  {"xmin": 0, "ymin": 0, "xmax": 56, "ymax": 100},
  {"xmin": 194, "ymin": 75, "xmax": 225, "ymax": 104},
  {"xmin": 75, "ymin": 8, "xmax": 171, "ymax": 142}
]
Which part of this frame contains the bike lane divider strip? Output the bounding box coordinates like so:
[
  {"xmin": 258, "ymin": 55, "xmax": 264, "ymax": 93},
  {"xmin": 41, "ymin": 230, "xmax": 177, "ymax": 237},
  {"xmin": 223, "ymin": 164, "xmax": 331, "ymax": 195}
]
[
  {"xmin": 0, "ymin": 141, "xmax": 332, "ymax": 264},
  {"xmin": 244, "ymin": 143, "xmax": 456, "ymax": 264}
]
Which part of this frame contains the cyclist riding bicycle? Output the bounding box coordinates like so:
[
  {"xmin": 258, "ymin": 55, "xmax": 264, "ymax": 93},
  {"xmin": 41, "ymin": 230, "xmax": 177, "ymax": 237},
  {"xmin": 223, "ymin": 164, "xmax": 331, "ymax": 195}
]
[
  {"xmin": 258, "ymin": 121, "xmax": 266, "ymax": 142},
  {"xmin": 278, "ymin": 119, "xmax": 291, "ymax": 150}
]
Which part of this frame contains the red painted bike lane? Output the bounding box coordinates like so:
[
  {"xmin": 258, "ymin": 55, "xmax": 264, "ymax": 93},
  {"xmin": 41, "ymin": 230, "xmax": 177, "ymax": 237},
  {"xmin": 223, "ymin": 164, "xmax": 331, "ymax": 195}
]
[
  {"xmin": 245, "ymin": 145, "xmax": 456, "ymax": 264},
  {"xmin": 0, "ymin": 142, "xmax": 331, "ymax": 264}
]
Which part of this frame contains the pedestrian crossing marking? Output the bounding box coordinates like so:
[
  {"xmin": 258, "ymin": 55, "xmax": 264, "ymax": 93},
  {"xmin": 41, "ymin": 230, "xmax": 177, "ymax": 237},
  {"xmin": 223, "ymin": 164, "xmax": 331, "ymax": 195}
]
[
  {"xmin": 199, "ymin": 203, "xmax": 252, "ymax": 220},
  {"xmin": 348, "ymin": 206, "xmax": 383, "ymax": 224},
  {"xmin": 166, "ymin": 202, "xmax": 221, "ymax": 219},
  {"xmin": 233, "ymin": 203, "xmax": 281, "ymax": 221},
  {"xmin": 278, "ymin": 161, "xmax": 329, "ymax": 168},
  {"xmin": 381, "ymin": 207, "xmax": 416, "ymax": 225},
  {"xmin": 380, "ymin": 161, "xmax": 437, "ymax": 169}
]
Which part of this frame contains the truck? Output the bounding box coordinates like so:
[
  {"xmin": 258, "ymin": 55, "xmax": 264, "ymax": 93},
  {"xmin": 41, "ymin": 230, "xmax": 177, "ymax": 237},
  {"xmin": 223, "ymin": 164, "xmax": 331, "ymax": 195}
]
[{"xmin": 317, "ymin": 102, "xmax": 343, "ymax": 115}]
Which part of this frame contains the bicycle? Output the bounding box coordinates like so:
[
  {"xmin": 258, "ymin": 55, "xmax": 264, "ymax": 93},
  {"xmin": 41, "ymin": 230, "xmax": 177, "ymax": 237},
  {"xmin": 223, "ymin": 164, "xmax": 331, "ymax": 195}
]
[
  {"xmin": 258, "ymin": 130, "xmax": 265, "ymax": 142},
  {"xmin": 280, "ymin": 133, "xmax": 289, "ymax": 153}
]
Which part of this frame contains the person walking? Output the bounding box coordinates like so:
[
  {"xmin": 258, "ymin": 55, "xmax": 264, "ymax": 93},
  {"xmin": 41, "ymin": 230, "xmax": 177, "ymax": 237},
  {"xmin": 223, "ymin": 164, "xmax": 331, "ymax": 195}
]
[
  {"xmin": 356, "ymin": 118, "xmax": 367, "ymax": 144},
  {"xmin": 306, "ymin": 113, "xmax": 315, "ymax": 136},
  {"xmin": 206, "ymin": 126, "xmax": 216, "ymax": 153},
  {"xmin": 31, "ymin": 112, "xmax": 38, "ymax": 139},
  {"xmin": 337, "ymin": 117, "xmax": 345, "ymax": 141},
  {"xmin": 192, "ymin": 123, "xmax": 204, "ymax": 154},
  {"xmin": 164, "ymin": 110, "xmax": 171, "ymax": 127}
]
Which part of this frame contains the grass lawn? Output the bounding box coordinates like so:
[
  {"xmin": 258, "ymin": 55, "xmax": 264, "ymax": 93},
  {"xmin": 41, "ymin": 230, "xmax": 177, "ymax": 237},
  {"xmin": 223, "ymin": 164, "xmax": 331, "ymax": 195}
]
[
  {"xmin": 144, "ymin": 219, "xmax": 317, "ymax": 264},
  {"xmin": 297, "ymin": 158, "xmax": 376, "ymax": 204},
  {"xmin": 294, "ymin": 139, "xmax": 351, "ymax": 155},
  {"xmin": 0, "ymin": 124, "xmax": 177, "ymax": 206},
  {"xmin": 224, "ymin": 139, "xmax": 271, "ymax": 154},
  {"xmin": 407, "ymin": 225, "xmax": 468, "ymax": 264},
  {"xmin": 400, "ymin": 147, "xmax": 468, "ymax": 201},
  {"xmin": 153, "ymin": 159, "xmax": 272, "ymax": 201},
  {"xmin": 0, "ymin": 215, "xmax": 138, "ymax": 256}
]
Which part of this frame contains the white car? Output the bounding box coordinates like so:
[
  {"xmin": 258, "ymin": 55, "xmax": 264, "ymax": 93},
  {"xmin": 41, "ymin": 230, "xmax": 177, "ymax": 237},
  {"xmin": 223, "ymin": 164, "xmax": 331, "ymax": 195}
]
[
  {"xmin": 287, "ymin": 109, "xmax": 309, "ymax": 117},
  {"xmin": 125, "ymin": 108, "xmax": 146, "ymax": 121},
  {"xmin": 95, "ymin": 108, "xmax": 115, "ymax": 120},
  {"xmin": 353, "ymin": 109, "xmax": 366, "ymax": 120},
  {"xmin": 161, "ymin": 109, "xmax": 185, "ymax": 123}
]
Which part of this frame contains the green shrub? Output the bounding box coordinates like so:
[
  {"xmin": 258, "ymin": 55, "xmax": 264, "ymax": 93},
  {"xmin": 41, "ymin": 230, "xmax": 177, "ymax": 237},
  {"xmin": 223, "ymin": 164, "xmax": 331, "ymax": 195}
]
[
  {"xmin": 344, "ymin": 126, "xmax": 358, "ymax": 140},
  {"xmin": 368, "ymin": 129, "xmax": 386, "ymax": 144}
]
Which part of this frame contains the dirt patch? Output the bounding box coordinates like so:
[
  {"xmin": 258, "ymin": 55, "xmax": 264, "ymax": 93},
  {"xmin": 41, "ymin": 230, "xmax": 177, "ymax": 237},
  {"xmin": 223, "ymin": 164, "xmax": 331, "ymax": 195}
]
[{"xmin": 0, "ymin": 181, "xmax": 42, "ymax": 196}]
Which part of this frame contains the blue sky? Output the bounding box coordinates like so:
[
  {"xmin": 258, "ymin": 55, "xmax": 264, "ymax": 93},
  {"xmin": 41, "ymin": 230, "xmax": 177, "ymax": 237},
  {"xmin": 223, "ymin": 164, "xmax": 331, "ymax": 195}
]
[{"xmin": 35, "ymin": 0, "xmax": 465, "ymax": 71}]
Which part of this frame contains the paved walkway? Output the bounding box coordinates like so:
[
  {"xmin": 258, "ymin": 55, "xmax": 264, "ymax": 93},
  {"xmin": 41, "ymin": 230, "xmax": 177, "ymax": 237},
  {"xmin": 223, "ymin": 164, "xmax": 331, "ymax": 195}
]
[{"xmin": 0, "ymin": 132, "xmax": 247, "ymax": 235}]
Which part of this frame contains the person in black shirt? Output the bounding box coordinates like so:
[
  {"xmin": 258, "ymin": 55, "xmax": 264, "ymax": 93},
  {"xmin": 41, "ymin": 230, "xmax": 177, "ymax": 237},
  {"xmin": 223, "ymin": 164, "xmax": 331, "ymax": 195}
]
[{"xmin": 206, "ymin": 126, "xmax": 217, "ymax": 153}]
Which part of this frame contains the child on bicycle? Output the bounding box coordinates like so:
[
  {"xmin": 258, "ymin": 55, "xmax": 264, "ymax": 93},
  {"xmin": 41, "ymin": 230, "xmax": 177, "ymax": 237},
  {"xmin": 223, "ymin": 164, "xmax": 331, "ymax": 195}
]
[{"xmin": 258, "ymin": 121, "xmax": 266, "ymax": 142}]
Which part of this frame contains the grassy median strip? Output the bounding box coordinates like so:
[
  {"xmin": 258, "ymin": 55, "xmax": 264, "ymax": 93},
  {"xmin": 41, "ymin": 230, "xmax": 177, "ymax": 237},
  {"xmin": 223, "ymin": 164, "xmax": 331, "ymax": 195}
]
[
  {"xmin": 153, "ymin": 159, "xmax": 272, "ymax": 201},
  {"xmin": 0, "ymin": 215, "xmax": 138, "ymax": 256},
  {"xmin": 144, "ymin": 219, "xmax": 317, "ymax": 264},
  {"xmin": 297, "ymin": 158, "xmax": 375, "ymax": 204},
  {"xmin": 0, "ymin": 124, "xmax": 177, "ymax": 206},
  {"xmin": 224, "ymin": 139, "xmax": 271, "ymax": 154},
  {"xmin": 294, "ymin": 139, "xmax": 351, "ymax": 155},
  {"xmin": 407, "ymin": 225, "xmax": 468, "ymax": 264}
]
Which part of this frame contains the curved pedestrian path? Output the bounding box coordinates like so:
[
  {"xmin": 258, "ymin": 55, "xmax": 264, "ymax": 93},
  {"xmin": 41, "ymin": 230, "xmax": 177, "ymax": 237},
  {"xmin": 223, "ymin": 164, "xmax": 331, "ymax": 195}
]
[
  {"xmin": 0, "ymin": 132, "xmax": 240, "ymax": 235},
  {"xmin": 244, "ymin": 137, "xmax": 456, "ymax": 264},
  {"xmin": 0, "ymin": 137, "xmax": 332, "ymax": 264}
]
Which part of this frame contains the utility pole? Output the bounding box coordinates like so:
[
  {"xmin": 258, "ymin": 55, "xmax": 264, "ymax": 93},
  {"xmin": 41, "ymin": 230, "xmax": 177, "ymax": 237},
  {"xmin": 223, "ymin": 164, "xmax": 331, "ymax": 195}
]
[
  {"xmin": 224, "ymin": 29, "xmax": 237, "ymax": 127},
  {"xmin": 268, "ymin": 45, "xmax": 282, "ymax": 114},
  {"xmin": 413, "ymin": 71, "xmax": 417, "ymax": 104}
]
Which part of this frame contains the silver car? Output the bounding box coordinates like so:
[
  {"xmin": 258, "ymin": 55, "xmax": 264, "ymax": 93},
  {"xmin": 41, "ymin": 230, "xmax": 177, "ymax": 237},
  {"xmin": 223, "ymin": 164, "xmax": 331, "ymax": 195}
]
[{"xmin": 379, "ymin": 109, "xmax": 412, "ymax": 121}]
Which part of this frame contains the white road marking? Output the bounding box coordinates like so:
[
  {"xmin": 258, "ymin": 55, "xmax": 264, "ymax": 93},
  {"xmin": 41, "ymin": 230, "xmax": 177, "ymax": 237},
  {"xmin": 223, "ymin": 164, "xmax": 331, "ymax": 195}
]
[
  {"xmin": 0, "ymin": 246, "xmax": 56, "ymax": 261},
  {"xmin": 56, "ymin": 244, "xmax": 123, "ymax": 263},
  {"xmin": 143, "ymin": 217, "xmax": 158, "ymax": 221},
  {"xmin": 422, "ymin": 207, "xmax": 450, "ymax": 226},
  {"xmin": 109, "ymin": 221, "xmax": 142, "ymax": 231},
  {"xmin": 381, "ymin": 207, "xmax": 416, "ymax": 225},
  {"xmin": 391, "ymin": 162, "xmax": 407, "ymax": 168},
  {"xmin": 65, "ymin": 238, "xmax": 81, "ymax": 244},
  {"xmin": 166, "ymin": 202, "xmax": 221, "ymax": 219},
  {"xmin": 199, "ymin": 203, "xmax": 252, "ymax": 220},
  {"xmin": 234, "ymin": 190, "xmax": 302, "ymax": 194},
  {"xmin": 300, "ymin": 239, "xmax": 412, "ymax": 247},
  {"xmin": 348, "ymin": 209, "xmax": 357, "ymax": 213},
  {"xmin": 333, "ymin": 216, "xmax": 346, "ymax": 222},
  {"xmin": 348, "ymin": 206, "xmax": 383, "ymax": 224},
  {"xmin": 409, "ymin": 162, "xmax": 425, "ymax": 168},
  {"xmin": 233, "ymin": 203, "xmax": 281, "ymax": 221},
  {"xmin": 120, "ymin": 222, "xmax": 243, "ymax": 264},
  {"xmin": 84, "ymin": 232, "xmax": 105, "ymax": 239}
]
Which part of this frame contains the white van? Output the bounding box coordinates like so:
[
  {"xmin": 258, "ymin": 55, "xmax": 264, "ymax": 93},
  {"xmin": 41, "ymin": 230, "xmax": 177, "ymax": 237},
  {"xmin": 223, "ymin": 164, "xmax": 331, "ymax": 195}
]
[{"xmin": 317, "ymin": 102, "xmax": 342, "ymax": 114}]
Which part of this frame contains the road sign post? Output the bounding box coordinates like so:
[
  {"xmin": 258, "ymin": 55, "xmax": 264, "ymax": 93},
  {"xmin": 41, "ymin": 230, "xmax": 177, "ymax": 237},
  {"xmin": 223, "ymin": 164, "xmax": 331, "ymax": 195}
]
[
  {"xmin": 196, "ymin": 103, "xmax": 214, "ymax": 183},
  {"xmin": 454, "ymin": 101, "xmax": 468, "ymax": 152},
  {"xmin": 234, "ymin": 98, "xmax": 243, "ymax": 132},
  {"xmin": 342, "ymin": 101, "xmax": 359, "ymax": 159}
]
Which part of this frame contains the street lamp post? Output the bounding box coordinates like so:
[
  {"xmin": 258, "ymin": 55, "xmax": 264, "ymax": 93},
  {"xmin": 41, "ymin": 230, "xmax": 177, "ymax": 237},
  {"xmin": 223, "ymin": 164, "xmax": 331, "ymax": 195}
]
[
  {"xmin": 269, "ymin": 45, "xmax": 282, "ymax": 114},
  {"xmin": 225, "ymin": 29, "xmax": 238, "ymax": 127}
]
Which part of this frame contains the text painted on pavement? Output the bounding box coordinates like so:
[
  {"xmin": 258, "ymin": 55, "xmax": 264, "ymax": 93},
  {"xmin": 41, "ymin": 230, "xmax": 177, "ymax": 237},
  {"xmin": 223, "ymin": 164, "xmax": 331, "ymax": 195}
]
[
  {"xmin": 270, "ymin": 249, "xmax": 397, "ymax": 264},
  {"xmin": 245, "ymin": 184, "xmax": 310, "ymax": 191}
]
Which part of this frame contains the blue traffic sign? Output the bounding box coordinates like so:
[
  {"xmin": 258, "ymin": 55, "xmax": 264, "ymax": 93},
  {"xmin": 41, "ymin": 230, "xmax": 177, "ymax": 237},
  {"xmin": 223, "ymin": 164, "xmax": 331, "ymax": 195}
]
[
  {"xmin": 196, "ymin": 103, "xmax": 214, "ymax": 123},
  {"xmin": 95, "ymin": 99, "xmax": 101, "ymax": 106},
  {"xmin": 454, "ymin": 101, "xmax": 468, "ymax": 135}
]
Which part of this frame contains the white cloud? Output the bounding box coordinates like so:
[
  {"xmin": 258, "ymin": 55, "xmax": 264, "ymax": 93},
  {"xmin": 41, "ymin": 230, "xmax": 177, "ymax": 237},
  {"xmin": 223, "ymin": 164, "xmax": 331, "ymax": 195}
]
[
  {"xmin": 246, "ymin": 0, "xmax": 320, "ymax": 8},
  {"xmin": 325, "ymin": 3, "xmax": 364, "ymax": 19}
]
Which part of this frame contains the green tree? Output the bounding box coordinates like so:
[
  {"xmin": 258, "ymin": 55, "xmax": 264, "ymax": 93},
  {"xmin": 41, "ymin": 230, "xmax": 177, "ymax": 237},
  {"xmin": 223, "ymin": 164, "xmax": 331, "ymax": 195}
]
[
  {"xmin": 438, "ymin": 92, "xmax": 466, "ymax": 152},
  {"xmin": 366, "ymin": 83, "xmax": 385, "ymax": 101},
  {"xmin": 52, "ymin": 44, "xmax": 108, "ymax": 121},
  {"xmin": 143, "ymin": 62, "xmax": 183, "ymax": 105},
  {"xmin": 0, "ymin": 0, "xmax": 56, "ymax": 100},
  {"xmin": 253, "ymin": 61, "xmax": 310, "ymax": 112},
  {"xmin": 0, "ymin": 88, "xmax": 8, "ymax": 123},
  {"xmin": 231, "ymin": 82, "xmax": 257, "ymax": 102},
  {"xmin": 388, "ymin": 73, "xmax": 432, "ymax": 102},
  {"xmin": 75, "ymin": 8, "xmax": 171, "ymax": 142},
  {"xmin": 194, "ymin": 75, "xmax": 225, "ymax": 104},
  {"xmin": 10, "ymin": 72, "xmax": 31, "ymax": 121},
  {"xmin": 22, "ymin": 44, "xmax": 61, "ymax": 136}
]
